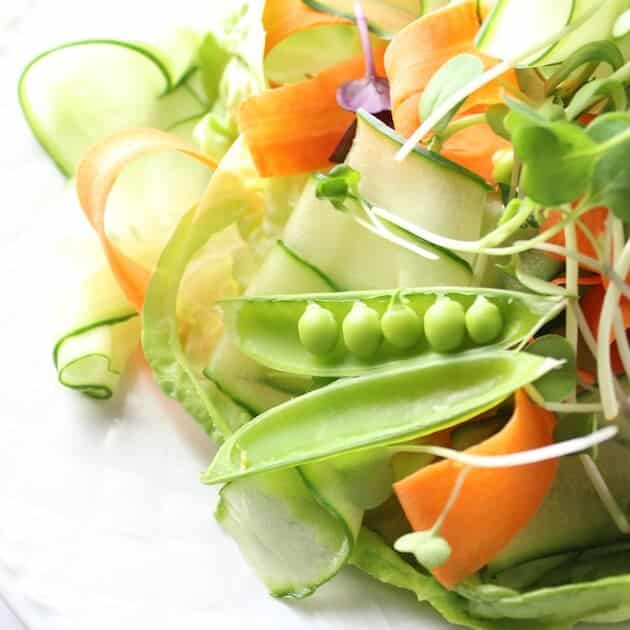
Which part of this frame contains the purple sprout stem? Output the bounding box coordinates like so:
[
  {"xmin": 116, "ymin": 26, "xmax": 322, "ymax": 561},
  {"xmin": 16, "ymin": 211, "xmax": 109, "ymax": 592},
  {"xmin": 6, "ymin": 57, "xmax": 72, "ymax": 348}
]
[{"xmin": 354, "ymin": 0, "xmax": 375, "ymax": 79}]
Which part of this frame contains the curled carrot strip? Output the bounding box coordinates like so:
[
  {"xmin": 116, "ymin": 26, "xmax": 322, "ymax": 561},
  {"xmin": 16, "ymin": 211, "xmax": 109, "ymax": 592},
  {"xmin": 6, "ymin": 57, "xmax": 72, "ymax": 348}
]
[
  {"xmin": 263, "ymin": 0, "xmax": 351, "ymax": 55},
  {"xmin": 581, "ymin": 284, "xmax": 630, "ymax": 373},
  {"xmin": 239, "ymin": 49, "xmax": 386, "ymax": 177},
  {"xmin": 76, "ymin": 128, "xmax": 216, "ymax": 310},
  {"xmin": 578, "ymin": 368, "xmax": 596, "ymax": 386},
  {"xmin": 394, "ymin": 389, "xmax": 558, "ymax": 589},
  {"xmin": 541, "ymin": 206, "xmax": 609, "ymax": 273},
  {"xmin": 384, "ymin": 0, "xmax": 515, "ymax": 181}
]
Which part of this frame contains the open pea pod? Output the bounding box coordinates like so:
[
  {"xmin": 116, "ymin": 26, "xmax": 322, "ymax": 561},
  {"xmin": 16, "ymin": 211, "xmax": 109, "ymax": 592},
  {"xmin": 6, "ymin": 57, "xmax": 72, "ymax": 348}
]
[
  {"xmin": 221, "ymin": 288, "xmax": 565, "ymax": 377},
  {"xmin": 204, "ymin": 350, "xmax": 560, "ymax": 484}
]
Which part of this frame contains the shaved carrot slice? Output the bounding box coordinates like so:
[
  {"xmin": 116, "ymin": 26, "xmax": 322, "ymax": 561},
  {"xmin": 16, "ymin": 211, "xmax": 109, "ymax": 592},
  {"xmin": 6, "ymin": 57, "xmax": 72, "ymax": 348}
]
[
  {"xmin": 441, "ymin": 124, "xmax": 511, "ymax": 183},
  {"xmin": 581, "ymin": 284, "xmax": 630, "ymax": 374},
  {"xmin": 385, "ymin": 0, "xmax": 481, "ymax": 112},
  {"xmin": 541, "ymin": 206, "xmax": 608, "ymax": 272},
  {"xmin": 263, "ymin": 0, "xmax": 351, "ymax": 55},
  {"xmin": 384, "ymin": 0, "xmax": 515, "ymax": 181},
  {"xmin": 394, "ymin": 389, "xmax": 558, "ymax": 589},
  {"xmin": 578, "ymin": 368, "xmax": 596, "ymax": 386},
  {"xmin": 239, "ymin": 48, "xmax": 386, "ymax": 177},
  {"xmin": 76, "ymin": 128, "xmax": 216, "ymax": 310}
]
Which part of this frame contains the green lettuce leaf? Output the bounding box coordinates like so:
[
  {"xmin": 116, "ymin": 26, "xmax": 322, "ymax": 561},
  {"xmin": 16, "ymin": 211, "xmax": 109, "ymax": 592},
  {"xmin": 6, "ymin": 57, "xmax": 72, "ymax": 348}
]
[
  {"xmin": 142, "ymin": 137, "xmax": 260, "ymax": 441},
  {"xmin": 463, "ymin": 543, "xmax": 630, "ymax": 625},
  {"xmin": 194, "ymin": 0, "xmax": 265, "ymax": 163},
  {"xmin": 350, "ymin": 528, "xmax": 568, "ymax": 630},
  {"xmin": 351, "ymin": 439, "xmax": 630, "ymax": 629}
]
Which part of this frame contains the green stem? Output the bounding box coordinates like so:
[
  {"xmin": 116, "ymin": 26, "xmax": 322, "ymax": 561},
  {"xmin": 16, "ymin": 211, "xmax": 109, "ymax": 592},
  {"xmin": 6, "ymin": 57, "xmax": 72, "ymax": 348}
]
[
  {"xmin": 579, "ymin": 454, "xmax": 630, "ymax": 534},
  {"xmin": 564, "ymin": 222, "xmax": 578, "ymax": 403},
  {"xmin": 611, "ymin": 59, "xmax": 630, "ymax": 84},
  {"xmin": 598, "ymin": 238, "xmax": 630, "ymax": 419},
  {"xmin": 547, "ymin": 61, "xmax": 598, "ymax": 97},
  {"xmin": 431, "ymin": 466, "xmax": 471, "ymax": 534},
  {"xmin": 575, "ymin": 217, "xmax": 604, "ymax": 260},
  {"xmin": 480, "ymin": 202, "xmax": 592, "ymax": 256},
  {"xmin": 436, "ymin": 113, "xmax": 487, "ymax": 143},
  {"xmin": 509, "ymin": 153, "xmax": 521, "ymax": 202}
]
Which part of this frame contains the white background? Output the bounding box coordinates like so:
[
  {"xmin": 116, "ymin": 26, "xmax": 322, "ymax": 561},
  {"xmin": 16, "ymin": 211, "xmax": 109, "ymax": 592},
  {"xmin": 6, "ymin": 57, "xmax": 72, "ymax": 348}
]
[{"xmin": 0, "ymin": 2, "xmax": 626, "ymax": 629}]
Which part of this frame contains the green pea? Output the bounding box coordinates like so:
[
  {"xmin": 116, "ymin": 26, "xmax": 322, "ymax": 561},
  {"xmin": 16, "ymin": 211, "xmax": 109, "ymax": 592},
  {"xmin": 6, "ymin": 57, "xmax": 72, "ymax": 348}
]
[
  {"xmin": 381, "ymin": 302, "xmax": 423, "ymax": 349},
  {"xmin": 298, "ymin": 303, "xmax": 338, "ymax": 355},
  {"xmin": 342, "ymin": 301, "xmax": 382, "ymax": 358},
  {"xmin": 465, "ymin": 296, "xmax": 503, "ymax": 345},
  {"xmin": 424, "ymin": 297, "xmax": 466, "ymax": 353}
]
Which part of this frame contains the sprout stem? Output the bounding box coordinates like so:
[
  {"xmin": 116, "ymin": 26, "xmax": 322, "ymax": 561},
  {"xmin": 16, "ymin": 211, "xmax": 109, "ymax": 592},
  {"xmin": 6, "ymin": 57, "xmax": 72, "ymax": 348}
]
[
  {"xmin": 597, "ymin": 239, "xmax": 630, "ymax": 419},
  {"xmin": 436, "ymin": 113, "xmax": 487, "ymax": 142},
  {"xmin": 540, "ymin": 401, "xmax": 603, "ymax": 413},
  {"xmin": 614, "ymin": 310, "xmax": 630, "ymax": 382},
  {"xmin": 354, "ymin": 0, "xmax": 375, "ymax": 79},
  {"xmin": 564, "ymin": 222, "xmax": 579, "ymax": 403},
  {"xmin": 580, "ymin": 454, "xmax": 630, "ymax": 535},
  {"xmin": 389, "ymin": 425, "xmax": 618, "ymax": 469},
  {"xmin": 431, "ymin": 466, "xmax": 472, "ymax": 534},
  {"xmin": 570, "ymin": 300, "xmax": 599, "ymax": 359}
]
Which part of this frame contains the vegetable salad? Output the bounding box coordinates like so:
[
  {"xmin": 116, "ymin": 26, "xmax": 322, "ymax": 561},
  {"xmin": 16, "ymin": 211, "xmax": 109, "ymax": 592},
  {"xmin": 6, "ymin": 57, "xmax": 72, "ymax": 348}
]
[{"xmin": 20, "ymin": 0, "xmax": 630, "ymax": 627}]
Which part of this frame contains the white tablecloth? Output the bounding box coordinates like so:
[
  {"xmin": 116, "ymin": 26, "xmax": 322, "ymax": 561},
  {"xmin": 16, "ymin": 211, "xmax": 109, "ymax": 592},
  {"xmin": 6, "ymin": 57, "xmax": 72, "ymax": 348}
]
[{"xmin": 0, "ymin": 2, "xmax": 624, "ymax": 629}]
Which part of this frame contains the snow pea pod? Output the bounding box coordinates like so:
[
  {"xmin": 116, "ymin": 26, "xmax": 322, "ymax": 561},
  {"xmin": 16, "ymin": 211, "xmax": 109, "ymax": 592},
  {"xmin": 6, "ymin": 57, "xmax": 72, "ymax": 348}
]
[
  {"xmin": 204, "ymin": 350, "xmax": 560, "ymax": 484},
  {"xmin": 220, "ymin": 288, "xmax": 565, "ymax": 377}
]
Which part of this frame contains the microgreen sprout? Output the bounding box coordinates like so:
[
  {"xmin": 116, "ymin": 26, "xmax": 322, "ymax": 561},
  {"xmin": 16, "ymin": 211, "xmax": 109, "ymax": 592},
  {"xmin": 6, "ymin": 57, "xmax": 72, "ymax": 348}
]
[
  {"xmin": 388, "ymin": 425, "xmax": 618, "ymax": 469},
  {"xmin": 395, "ymin": 467, "xmax": 471, "ymax": 570},
  {"xmin": 336, "ymin": 0, "xmax": 390, "ymax": 114},
  {"xmin": 580, "ymin": 454, "xmax": 630, "ymax": 534},
  {"xmin": 395, "ymin": 0, "xmax": 607, "ymax": 161}
]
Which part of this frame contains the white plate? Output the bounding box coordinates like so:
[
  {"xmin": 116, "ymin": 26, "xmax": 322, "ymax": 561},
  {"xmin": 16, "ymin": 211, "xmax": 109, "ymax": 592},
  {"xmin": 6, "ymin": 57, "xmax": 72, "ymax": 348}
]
[{"xmin": 0, "ymin": 2, "xmax": 624, "ymax": 629}]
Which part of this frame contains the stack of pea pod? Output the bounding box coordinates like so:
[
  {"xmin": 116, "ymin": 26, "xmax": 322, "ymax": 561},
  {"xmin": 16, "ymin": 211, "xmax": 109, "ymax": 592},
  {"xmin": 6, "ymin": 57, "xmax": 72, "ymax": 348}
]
[{"xmin": 20, "ymin": 0, "xmax": 630, "ymax": 628}]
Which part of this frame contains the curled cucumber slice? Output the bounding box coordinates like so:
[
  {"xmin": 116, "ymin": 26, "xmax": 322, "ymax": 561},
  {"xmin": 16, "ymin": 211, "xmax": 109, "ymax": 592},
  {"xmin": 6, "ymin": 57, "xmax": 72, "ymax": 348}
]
[
  {"xmin": 52, "ymin": 233, "xmax": 139, "ymax": 399},
  {"xmin": 216, "ymin": 468, "xmax": 353, "ymax": 598},
  {"xmin": 204, "ymin": 350, "xmax": 560, "ymax": 484},
  {"xmin": 221, "ymin": 288, "xmax": 565, "ymax": 377},
  {"xmin": 51, "ymin": 114, "xmax": 210, "ymax": 400},
  {"xmin": 55, "ymin": 315, "xmax": 140, "ymax": 399},
  {"xmin": 476, "ymin": 0, "xmax": 627, "ymax": 67},
  {"xmin": 475, "ymin": 0, "xmax": 573, "ymax": 65},
  {"xmin": 303, "ymin": 0, "xmax": 419, "ymax": 38},
  {"xmin": 421, "ymin": 0, "xmax": 450, "ymax": 15},
  {"xmin": 105, "ymin": 115, "xmax": 211, "ymax": 270},
  {"xmin": 19, "ymin": 35, "xmax": 204, "ymax": 176},
  {"xmin": 264, "ymin": 24, "xmax": 360, "ymax": 84}
]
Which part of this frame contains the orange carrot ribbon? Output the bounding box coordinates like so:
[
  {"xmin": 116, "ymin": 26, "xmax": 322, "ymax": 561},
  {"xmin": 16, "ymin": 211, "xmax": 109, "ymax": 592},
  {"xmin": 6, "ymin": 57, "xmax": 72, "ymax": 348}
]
[
  {"xmin": 239, "ymin": 48, "xmax": 386, "ymax": 177},
  {"xmin": 394, "ymin": 389, "xmax": 558, "ymax": 589},
  {"xmin": 384, "ymin": 0, "xmax": 516, "ymax": 181},
  {"xmin": 76, "ymin": 128, "xmax": 216, "ymax": 310},
  {"xmin": 581, "ymin": 284, "xmax": 630, "ymax": 374},
  {"xmin": 263, "ymin": 0, "xmax": 351, "ymax": 55}
]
